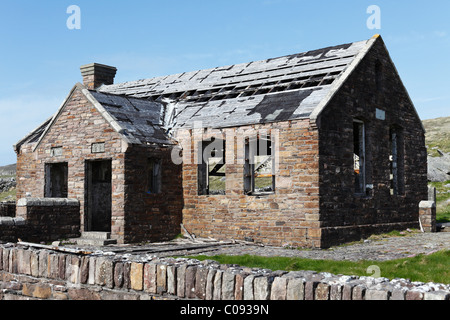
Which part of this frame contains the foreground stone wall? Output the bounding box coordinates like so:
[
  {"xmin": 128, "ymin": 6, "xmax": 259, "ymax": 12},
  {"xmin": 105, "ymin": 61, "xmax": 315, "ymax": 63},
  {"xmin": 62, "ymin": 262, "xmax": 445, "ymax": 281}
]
[{"xmin": 0, "ymin": 244, "xmax": 448, "ymax": 300}]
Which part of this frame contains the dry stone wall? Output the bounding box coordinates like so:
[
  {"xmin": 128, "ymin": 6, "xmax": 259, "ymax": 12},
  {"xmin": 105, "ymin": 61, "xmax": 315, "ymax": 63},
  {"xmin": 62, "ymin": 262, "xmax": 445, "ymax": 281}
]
[{"xmin": 0, "ymin": 244, "xmax": 448, "ymax": 301}]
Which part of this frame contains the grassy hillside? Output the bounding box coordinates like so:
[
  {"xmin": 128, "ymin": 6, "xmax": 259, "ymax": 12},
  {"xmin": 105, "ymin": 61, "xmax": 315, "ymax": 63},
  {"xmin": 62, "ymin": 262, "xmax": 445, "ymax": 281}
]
[
  {"xmin": 423, "ymin": 116, "xmax": 450, "ymax": 157},
  {"xmin": 423, "ymin": 116, "xmax": 450, "ymax": 222}
]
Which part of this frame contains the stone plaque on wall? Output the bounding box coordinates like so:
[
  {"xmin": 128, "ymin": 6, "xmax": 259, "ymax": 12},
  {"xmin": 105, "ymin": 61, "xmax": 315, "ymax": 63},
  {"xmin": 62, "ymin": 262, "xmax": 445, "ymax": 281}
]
[
  {"xmin": 51, "ymin": 147, "xmax": 63, "ymax": 157},
  {"xmin": 91, "ymin": 142, "xmax": 105, "ymax": 153}
]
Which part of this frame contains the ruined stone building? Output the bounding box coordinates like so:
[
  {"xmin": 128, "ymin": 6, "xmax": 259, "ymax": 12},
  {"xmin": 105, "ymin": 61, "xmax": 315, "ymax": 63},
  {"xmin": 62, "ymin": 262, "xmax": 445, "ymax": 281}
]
[{"xmin": 13, "ymin": 35, "xmax": 428, "ymax": 248}]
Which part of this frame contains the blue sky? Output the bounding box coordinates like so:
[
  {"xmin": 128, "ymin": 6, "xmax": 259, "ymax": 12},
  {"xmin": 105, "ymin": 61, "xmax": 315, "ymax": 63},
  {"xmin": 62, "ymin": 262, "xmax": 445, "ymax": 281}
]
[{"xmin": 0, "ymin": 0, "xmax": 449, "ymax": 165}]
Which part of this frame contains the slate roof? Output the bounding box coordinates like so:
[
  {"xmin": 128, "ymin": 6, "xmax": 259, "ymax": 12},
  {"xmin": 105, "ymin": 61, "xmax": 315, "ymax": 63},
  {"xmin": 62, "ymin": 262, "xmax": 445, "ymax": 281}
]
[
  {"xmin": 18, "ymin": 36, "xmax": 382, "ymax": 150},
  {"xmin": 98, "ymin": 38, "xmax": 373, "ymax": 129},
  {"xmin": 89, "ymin": 91, "xmax": 173, "ymax": 145}
]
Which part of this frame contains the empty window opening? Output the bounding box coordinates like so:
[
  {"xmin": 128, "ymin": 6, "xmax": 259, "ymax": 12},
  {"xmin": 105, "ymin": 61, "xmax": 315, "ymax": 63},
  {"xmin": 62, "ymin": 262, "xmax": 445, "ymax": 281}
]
[
  {"xmin": 353, "ymin": 121, "xmax": 366, "ymax": 194},
  {"xmin": 244, "ymin": 136, "xmax": 275, "ymax": 195},
  {"xmin": 45, "ymin": 163, "xmax": 68, "ymax": 198},
  {"xmin": 147, "ymin": 158, "xmax": 162, "ymax": 194},
  {"xmin": 389, "ymin": 127, "xmax": 404, "ymax": 195},
  {"xmin": 198, "ymin": 138, "xmax": 226, "ymax": 195}
]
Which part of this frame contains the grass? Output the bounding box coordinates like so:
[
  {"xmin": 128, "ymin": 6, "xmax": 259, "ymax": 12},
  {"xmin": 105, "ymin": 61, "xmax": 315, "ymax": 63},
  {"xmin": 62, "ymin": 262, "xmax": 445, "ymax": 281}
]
[
  {"xmin": 423, "ymin": 116, "xmax": 450, "ymax": 157},
  {"xmin": 0, "ymin": 187, "xmax": 16, "ymax": 202},
  {"xmin": 0, "ymin": 175, "xmax": 16, "ymax": 202},
  {"xmin": 429, "ymin": 180, "xmax": 450, "ymax": 223},
  {"xmin": 190, "ymin": 250, "xmax": 450, "ymax": 284}
]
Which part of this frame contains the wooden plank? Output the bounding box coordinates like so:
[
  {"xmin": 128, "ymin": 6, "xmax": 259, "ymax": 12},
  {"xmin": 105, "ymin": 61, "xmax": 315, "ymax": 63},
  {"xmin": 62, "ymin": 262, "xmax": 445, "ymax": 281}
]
[{"xmin": 17, "ymin": 241, "xmax": 93, "ymax": 255}]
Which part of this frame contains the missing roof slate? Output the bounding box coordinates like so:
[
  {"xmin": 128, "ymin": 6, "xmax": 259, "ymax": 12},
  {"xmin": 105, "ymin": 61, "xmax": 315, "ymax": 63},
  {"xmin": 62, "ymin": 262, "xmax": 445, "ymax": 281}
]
[{"xmin": 247, "ymin": 89, "xmax": 315, "ymax": 123}]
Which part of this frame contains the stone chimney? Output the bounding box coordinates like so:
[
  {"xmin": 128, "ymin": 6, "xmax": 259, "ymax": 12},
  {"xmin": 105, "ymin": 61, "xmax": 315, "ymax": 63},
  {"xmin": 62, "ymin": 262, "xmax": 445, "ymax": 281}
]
[{"xmin": 80, "ymin": 63, "xmax": 117, "ymax": 90}]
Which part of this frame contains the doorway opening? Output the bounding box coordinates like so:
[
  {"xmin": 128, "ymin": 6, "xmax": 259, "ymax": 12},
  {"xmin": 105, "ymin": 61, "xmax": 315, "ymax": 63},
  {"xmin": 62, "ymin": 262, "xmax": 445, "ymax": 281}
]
[{"xmin": 85, "ymin": 160, "xmax": 112, "ymax": 232}]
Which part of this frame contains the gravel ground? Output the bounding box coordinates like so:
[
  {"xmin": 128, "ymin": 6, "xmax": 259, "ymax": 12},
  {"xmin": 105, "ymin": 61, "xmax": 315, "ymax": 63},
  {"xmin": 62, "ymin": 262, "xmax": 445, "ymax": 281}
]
[
  {"xmin": 196, "ymin": 232, "xmax": 450, "ymax": 261},
  {"xmin": 76, "ymin": 230, "xmax": 450, "ymax": 262}
]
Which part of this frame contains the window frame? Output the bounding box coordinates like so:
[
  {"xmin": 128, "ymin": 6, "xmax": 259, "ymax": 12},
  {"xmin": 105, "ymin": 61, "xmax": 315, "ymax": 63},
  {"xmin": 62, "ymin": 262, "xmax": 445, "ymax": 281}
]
[
  {"xmin": 44, "ymin": 162, "xmax": 69, "ymax": 198},
  {"xmin": 198, "ymin": 138, "xmax": 226, "ymax": 196},
  {"xmin": 353, "ymin": 120, "xmax": 366, "ymax": 195},
  {"xmin": 147, "ymin": 158, "xmax": 162, "ymax": 194},
  {"xmin": 389, "ymin": 126, "xmax": 404, "ymax": 196},
  {"xmin": 244, "ymin": 135, "xmax": 275, "ymax": 195}
]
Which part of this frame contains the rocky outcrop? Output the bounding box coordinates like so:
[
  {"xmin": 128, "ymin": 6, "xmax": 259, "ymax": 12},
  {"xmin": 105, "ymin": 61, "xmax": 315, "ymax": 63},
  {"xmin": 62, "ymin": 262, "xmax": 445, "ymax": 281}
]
[{"xmin": 428, "ymin": 152, "xmax": 450, "ymax": 182}]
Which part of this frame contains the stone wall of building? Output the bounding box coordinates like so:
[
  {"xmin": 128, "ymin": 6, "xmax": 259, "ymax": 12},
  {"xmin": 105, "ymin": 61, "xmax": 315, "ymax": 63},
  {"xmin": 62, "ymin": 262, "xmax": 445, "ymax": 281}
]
[
  {"xmin": 0, "ymin": 244, "xmax": 448, "ymax": 301},
  {"xmin": 123, "ymin": 145, "xmax": 183, "ymax": 243},
  {"xmin": 15, "ymin": 87, "xmax": 127, "ymax": 242},
  {"xmin": 176, "ymin": 119, "xmax": 321, "ymax": 248},
  {"xmin": 15, "ymin": 88, "xmax": 183, "ymax": 245},
  {"xmin": 317, "ymin": 37, "xmax": 428, "ymax": 247}
]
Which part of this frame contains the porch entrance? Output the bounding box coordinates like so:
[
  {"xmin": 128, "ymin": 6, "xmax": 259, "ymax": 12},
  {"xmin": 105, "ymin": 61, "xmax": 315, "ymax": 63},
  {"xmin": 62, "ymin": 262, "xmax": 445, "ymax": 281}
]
[{"xmin": 85, "ymin": 160, "xmax": 112, "ymax": 232}]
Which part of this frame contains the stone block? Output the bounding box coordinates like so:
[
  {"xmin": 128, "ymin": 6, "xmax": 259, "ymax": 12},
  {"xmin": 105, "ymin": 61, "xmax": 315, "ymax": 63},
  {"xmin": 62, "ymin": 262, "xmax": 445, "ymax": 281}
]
[
  {"xmin": 167, "ymin": 265, "xmax": 177, "ymax": 295},
  {"xmin": 122, "ymin": 262, "xmax": 131, "ymax": 289},
  {"xmin": 68, "ymin": 288, "xmax": 101, "ymax": 300},
  {"xmin": 406, "ymin": 290, "xmax": 424, "ymax": 300},
  {"xmin": 58, "ymin": 254, "xmax": 66, "ymax": 280},
  {"xmin": 157, "ymin": 264, "xmax": 167, "ymax": 294},
  {"xmin": 30, "ymin": 251, "xmax": 39, "ymax": 277},
  {"xmin": 205, "ymin": 269, "xmax": 216, "ymax": 300},
  {"xmin": 176, "ymin": 264, "xmax": 187, "ymax": 298},
  {"xmin": 38, "ymin": 250, "xmax": 48, "ymax": 278},
  {"xmin": 195, "ymin": 267, "xmax": 208, "ymax": 299},
  {"xmin": 144, "ymin": 262, "xmax": 157, "ymax": 293},
  {"xmin": 352, "ymin": 285, "xmax": 366, "ymax": 300},
  {"xmin": 113, "ymin": 262, "xmax": 124, "ymax": 288},
  {"xmin": 48, "ymin": 254, "xmax": 59, "ymax": 279},
  {"xmin": 342, "ymin": 283, "xmax": 356, "ymax": 300},
  {"xmin": 315, "ymin": 283, "xmax": 330, "ymax": 300},
  {"xmin": 243, "ymin": 275, "xmax": 255, "ymax": 300},
  {"xmin": 424, "ymin": 291, "xmax": 450, "ymax": 300},
  {"xmin": 2, "ymin": 248, "xmax": 9, "ymax": 271},
  {"xmin": 304, "ymin": 281, "xmax": 319, "ymax": 300},
  {"xmin": 286, "ymin": 278, "xmax": 304, "ymax": 300},
  {"xmin": 222, "ymin": 271, "xmax": 236, "ymax": 300},
  {"xmin": 270, "ymin": 277, "xmax": 287, "ymax": 300},
  {"xmin": 390, "ymin": 288, "xmax": 406, "ymax": 300},
  {"xmin": 17, "ymin": 249, "xmax": 31, "ymax": 275},
  {"xmin": 66, "ymin": 256, "xmax": 81, "ymax": 284},
  {"xmin": 234, "ymin": 273, "xmax": 246, "ymax": 300},
  {"xmin": 213, "ymin": 270, "xmax": 223, "ymax": 300},
  {"xmin": 330, "ymin": 284, "xmax": 343, "ymax": 300},
  {"xmin": 254, "ymin": 276, "xmax": 272, "ymax": 300},
  {"xmin": 95, "ymin": 257, "xmax": 114, "ymax": 288},
  {"xmin": 88, "ymin": 256, "xmax": 96, "ymax": 285},
  {"xmin": 366, "ymin": 288, "xmax": 390, "ymax": 300},
  {"xmin": 22, "ymin": 283, "xmax": 52, "ymax": 299},
  {"xmin": 79, "ymin": 256, "xmax": 89, "ymax": 284},
  {"xmin": 185, "ymin": 265, "xmax": 197, "ymax": 299},
  {"xmin": 130, "ymin": 262, "xmax": 144, "ymax": 291}
]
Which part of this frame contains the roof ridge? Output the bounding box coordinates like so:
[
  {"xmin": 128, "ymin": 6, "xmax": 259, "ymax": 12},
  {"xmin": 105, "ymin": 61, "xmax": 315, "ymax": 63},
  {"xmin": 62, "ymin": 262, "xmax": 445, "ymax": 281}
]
[{"xmin": 99, "ymin": 38, "xmax": 369, "ymax": 94}]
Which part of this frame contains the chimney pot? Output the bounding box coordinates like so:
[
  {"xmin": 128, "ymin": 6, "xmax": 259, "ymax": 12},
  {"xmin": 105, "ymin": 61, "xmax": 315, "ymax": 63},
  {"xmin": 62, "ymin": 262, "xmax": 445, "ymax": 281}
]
[{"xmin": 80, "ymin": 63, "xmax": 117, "ymax": 90}]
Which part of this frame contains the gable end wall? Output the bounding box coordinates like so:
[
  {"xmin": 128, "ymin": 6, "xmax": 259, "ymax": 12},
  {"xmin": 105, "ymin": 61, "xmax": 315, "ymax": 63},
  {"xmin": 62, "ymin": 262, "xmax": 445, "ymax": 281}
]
[
  {"xmin": 317, "ymin": 37, "xmax": 428, "ymax": 247},
  {"xmin": 16, "ymin": 88, "xmax": 127, "ymax": 242}
]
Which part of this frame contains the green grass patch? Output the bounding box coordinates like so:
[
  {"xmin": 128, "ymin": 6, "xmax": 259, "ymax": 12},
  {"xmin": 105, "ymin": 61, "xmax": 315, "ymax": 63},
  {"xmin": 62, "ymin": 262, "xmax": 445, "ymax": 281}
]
[
  {"xmin": 0, "ymin": 187, "xmax": 16, "ymax": 202},
  {"xmin": 189, "ymin": 250, "xmax": 450, "ymax": 284}
]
